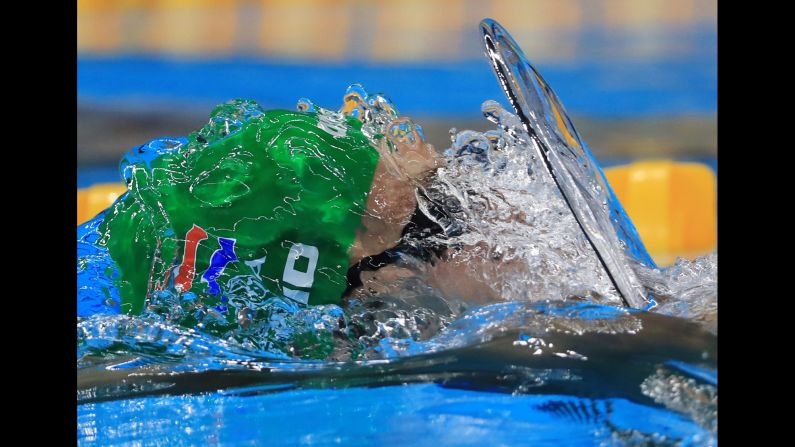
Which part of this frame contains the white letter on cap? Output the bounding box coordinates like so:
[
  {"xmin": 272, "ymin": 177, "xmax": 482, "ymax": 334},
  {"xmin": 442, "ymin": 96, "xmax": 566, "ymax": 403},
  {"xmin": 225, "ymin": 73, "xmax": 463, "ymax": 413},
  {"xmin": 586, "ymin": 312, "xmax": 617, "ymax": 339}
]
[{"xmin": 283, "ymin": 243, "xmax": 319, "ymax": 288}]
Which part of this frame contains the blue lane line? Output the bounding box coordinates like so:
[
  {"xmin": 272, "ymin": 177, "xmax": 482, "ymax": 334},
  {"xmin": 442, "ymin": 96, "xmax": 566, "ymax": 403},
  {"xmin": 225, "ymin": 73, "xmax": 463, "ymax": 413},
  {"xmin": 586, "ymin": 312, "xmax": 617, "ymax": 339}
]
[{"xmin": 78, "ymin": 55, "xmax": 716, "ymax": 119}]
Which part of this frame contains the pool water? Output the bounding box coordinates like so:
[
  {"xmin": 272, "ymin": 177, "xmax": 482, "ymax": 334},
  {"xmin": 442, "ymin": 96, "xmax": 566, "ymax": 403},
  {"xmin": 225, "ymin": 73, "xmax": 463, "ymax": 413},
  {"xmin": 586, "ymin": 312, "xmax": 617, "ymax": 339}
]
[
  {"xmin": 79, "ymin": 385, "xmax": 711, "ymax": 446},
  {"xmin": 78, "ymin": 300, "xmax": 716, "ymax": 446}
]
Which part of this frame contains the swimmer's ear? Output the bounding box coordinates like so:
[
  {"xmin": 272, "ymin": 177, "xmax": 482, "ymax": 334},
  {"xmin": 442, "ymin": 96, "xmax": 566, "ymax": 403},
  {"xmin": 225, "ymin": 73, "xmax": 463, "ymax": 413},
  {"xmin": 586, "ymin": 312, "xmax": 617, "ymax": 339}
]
[{"xmin": 373, "ymin": 137, "xmax": 405, "ymax": 179}]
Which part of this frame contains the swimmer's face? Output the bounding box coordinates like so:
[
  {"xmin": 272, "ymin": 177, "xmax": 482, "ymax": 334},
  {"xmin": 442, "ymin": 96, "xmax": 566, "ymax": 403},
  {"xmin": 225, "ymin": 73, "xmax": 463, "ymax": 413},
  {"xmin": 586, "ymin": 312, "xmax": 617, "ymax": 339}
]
[{"xmin": 349, "ymin": 121, "xmax": 442, "ymax": 262}]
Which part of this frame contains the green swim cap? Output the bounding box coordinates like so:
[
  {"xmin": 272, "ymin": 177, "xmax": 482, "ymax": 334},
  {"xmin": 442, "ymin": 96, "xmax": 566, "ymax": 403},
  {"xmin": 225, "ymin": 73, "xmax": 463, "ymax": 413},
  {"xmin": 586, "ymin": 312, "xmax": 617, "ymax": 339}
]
[{"xmin": 99, "ymin": 100, "xmax": 380, "ymax": 316}]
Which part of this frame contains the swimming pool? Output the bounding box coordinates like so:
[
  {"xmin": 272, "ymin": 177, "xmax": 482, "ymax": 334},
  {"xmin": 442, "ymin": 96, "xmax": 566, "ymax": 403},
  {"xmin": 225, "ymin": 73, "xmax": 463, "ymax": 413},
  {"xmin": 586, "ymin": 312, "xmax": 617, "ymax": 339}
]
[{"xmin": 76, "ymin": 18, "xmax": 717, "ymax": 446}]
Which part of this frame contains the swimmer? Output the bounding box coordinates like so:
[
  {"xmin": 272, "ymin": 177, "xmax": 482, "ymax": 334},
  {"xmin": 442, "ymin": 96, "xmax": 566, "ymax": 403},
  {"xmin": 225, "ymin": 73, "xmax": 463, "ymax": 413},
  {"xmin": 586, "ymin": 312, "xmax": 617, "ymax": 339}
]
[
  {"xmin": 76, "ymin": 90, "xmax": 614, "ymax": 327},
  {"xmin": 78, "ymin": 19, "xmax": 655, "ymax": 325},
  {"xmin": 78, "ymin": 96, "xmax": 449, "ymax": 324}
]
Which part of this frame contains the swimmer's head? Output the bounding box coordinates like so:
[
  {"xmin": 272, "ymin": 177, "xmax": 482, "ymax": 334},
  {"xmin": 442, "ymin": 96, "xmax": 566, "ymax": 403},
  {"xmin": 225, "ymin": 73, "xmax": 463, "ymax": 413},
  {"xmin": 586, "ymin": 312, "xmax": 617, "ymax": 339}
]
[
  {"xmin": 300, "ymin": 86, "xmax": 442, "ymax": 261},
  {"xmin": 103, "ymin": 89, "xmax": 440, "ymax": 316}
]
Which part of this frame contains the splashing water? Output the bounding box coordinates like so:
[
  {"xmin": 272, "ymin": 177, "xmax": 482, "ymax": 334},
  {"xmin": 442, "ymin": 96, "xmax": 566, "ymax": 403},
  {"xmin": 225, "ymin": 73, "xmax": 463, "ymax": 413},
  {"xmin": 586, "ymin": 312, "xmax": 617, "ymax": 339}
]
[
  {"xmin": 412, "ymin": 98, "xmax": 718, "ymax": 328},
  {"xmin": 636, "ymin": 253, "xmax": 718, "ymax": 333},
  {"xmin": 419, "ymin": 99, "xmax": 622, "ymax": 306},
  {"xmin": 77, "ymin": 19, "xmax": 716, "ymax": 445}
]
